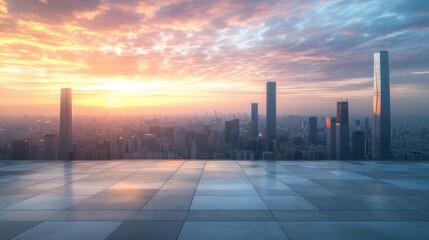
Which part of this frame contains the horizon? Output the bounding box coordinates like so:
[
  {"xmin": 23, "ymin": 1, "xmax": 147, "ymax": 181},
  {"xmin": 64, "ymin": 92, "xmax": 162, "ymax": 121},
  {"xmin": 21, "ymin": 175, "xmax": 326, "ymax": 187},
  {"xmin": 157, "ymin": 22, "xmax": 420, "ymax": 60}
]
[{"xmin": 1, "ymin": 0, "xmax": 429, "ymax": 116}]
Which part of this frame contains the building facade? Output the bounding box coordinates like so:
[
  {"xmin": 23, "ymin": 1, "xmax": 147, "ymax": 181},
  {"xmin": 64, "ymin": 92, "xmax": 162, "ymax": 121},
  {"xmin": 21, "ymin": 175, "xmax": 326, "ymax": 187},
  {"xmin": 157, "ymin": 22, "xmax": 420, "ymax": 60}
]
[
  {"xmin": 251, "ymin": 103, "xmax": 258, "ymax": 139},
  {"xmin": 266, "ymin": 82, "xmax": 276, "ymax": 150},
  {"xmin": 59, "ymin": 88, "xmax": 73, "ymax": 160},
  {"xmin": 326, "ymin": 117, "xmax": 336, "ymax": 160},
  {"xmin": 372, "ymin": 50, "xmax": 392, "ymax": 160},
  {"xmin": 336, "ymin": 101, "xmax": 349, "ymax": 160},
  {"xmin": 308, "ymin": 116, "xmax": 318, "ymax": 145}
]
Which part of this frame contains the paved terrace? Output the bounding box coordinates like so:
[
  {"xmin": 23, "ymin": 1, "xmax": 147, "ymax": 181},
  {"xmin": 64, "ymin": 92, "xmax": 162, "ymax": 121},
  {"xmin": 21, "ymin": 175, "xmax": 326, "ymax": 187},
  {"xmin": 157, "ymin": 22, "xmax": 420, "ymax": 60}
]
[{"xmin": 0, "ymin": 160, "xmax": 428, "ymax": 240}]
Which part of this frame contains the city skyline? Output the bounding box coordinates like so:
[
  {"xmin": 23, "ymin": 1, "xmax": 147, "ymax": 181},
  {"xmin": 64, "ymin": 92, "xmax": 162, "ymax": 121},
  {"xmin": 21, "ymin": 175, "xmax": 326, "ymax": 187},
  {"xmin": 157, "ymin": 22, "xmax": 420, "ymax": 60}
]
[
  {"xmin": 0, "ymin": 1, "xmax": 428, "ymax": 239},
  {"xmin": 1, "ymin": 0, "xmax": 429, "ymax": 116}
]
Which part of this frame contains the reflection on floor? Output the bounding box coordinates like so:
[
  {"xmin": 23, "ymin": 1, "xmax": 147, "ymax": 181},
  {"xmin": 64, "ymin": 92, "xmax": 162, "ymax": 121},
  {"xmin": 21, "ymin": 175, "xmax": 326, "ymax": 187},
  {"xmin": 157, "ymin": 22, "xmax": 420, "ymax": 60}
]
[{"xmin": 1, "ymin": 160, "xmax": 429, "ymax": 240}]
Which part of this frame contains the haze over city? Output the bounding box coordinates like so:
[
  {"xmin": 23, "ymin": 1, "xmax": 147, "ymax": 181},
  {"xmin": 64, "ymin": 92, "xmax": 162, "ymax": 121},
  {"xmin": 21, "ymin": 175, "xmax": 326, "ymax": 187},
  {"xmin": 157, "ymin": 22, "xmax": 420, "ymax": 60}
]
[
  {"xmin": 1, "ymin": 1, "xmax": 429, "ymax": 240},
  {"xmin": 1, "ymin": 0, "xmax": 428, "ymax": 116}
]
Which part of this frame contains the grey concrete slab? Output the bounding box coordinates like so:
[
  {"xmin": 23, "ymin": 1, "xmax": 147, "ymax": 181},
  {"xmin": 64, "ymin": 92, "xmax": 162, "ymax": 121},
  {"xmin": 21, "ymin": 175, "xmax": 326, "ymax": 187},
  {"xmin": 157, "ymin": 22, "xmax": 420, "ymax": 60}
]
[
  {"xmin": 143, "ymin": 195, "xmax": 193, "ymax": 210},
  {"xmin": 0, "ymin": 221, "xmax": 40, "ymax": 240},
  {"xmin": 280, "ymin": 222, "xmax": 392, "ymax": 240},
  {"xmin": 0, "ymin": 160, "xmax": 428, "ymax": 239},
  {"xmin": 48, "ymin": 210, "xmax": 138, "ymax": 221},
  {"xmin": 11, "ymin": 221, "xmax": 121, "ymax": 240},
  {"xmin": 262, "ymin": 196, "xmax": 318, "ymax": 210},
  {"xmin": 187, "ymin": 210, "xmax": 275, "ymax": 221},
  {"xmin": 0, "ymin": 210, "xmax": 60, "ymax": 221},
  {"xmin": 178, "ymin": 221, "xmax": 289, "ymax": 240},
  {"xmin": 303, "ymin": 195, "xmax": 366, "ymax": 210},
  {"xmin": 133, "ymin": 210, "xmax": 188, "ymax": 221},
  {"xmin": 106, "ymin": 221, "xmax": 183, "ymax": 240},
  {"xmin": 364, "ymin": 222, "xmax": 429, "ymax": 240},
  {"xmin": 190, "ymin": 196, "xmax": 268, "ymax": 210},
  {"xmin": 273, "ymin": 210, "xmax": 331, "ymax": 221}
]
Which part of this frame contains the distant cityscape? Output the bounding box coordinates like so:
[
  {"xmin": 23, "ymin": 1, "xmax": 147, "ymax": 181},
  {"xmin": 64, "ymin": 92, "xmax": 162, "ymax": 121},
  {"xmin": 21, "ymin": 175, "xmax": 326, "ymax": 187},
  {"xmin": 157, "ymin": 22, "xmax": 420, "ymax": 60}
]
[{"xmin": 1, "ymin": 51, "xmax": 428, "ymax": 161}]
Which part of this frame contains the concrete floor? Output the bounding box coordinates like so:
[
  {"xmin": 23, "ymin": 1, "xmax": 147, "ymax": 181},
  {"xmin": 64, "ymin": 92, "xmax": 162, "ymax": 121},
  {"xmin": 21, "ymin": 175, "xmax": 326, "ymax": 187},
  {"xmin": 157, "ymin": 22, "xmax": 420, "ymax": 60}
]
[{"xmin": 0, "ymin": 160, "xmax": 428, "ymax": 240}]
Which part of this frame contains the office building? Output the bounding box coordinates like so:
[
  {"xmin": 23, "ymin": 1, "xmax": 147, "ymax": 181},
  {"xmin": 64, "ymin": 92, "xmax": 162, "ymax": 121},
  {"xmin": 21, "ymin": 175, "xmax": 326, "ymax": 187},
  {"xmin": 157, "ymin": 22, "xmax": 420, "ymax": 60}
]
[
  {"xmin": 326, "ymin": 117, "xmax": 336, "ymax": 160},
  {"xmin": 308, "ymin": 116, "xmax": 318, "ymax": 145},
  {"xmin": 44, "ymin": 134, "xmax": 56, "ymax": 160},
  {"xmin": 364, "ymin": 117, "xmax": 370, "ymax": 135},
  {"xmin": 336, "ymin": 101, "xmax": 349, "ymax": 160},
  {"xmin": 352, "ymin": 130, "xmax": 365, "ymax": 159},
  {"xmin": 251, "ymin": 103, "xmax": 258, "ymax": 139},
  {"xmin": 12, "ymin": 139, "xmax": 29, "ymax": 160},
  {"xmin": 59, "ymin": 88, "xmax": 73, "ymax": 160},
  {"xmin": 372, "ymin": 50, "xmax": 392, "ymax": 160},
  {"xmin": 266, "ymin": 82, "xmax": 276, "ymax": 150},
  {"xmin": 225, "ymin": 119, "xmax": 239, "ymax": 149}
]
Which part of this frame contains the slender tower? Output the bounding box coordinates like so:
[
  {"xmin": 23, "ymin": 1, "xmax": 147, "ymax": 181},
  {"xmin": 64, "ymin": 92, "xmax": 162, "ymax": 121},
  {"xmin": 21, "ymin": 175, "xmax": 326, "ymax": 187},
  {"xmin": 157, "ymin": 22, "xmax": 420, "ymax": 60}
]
[
  {"xmin": 59, "ymin": 88, "xmax": 72, "ymax": 160},
  {"xmin": 251, "ymin": 103, "xmax": 258, "ymax": 139},
  {"xmin": 336, "ymin": 101, "xmax": 349, "ymax": 160},
  {"xmin": 326, "ymin": 117, "xmax": 336, "ymax": 159},
  {"xmin": 308, "ymin": 116, "xmax": 318, "ymax": 145},
  {"xmin": 372, "ymin": 51, "xmax": 392, "ymax": 160},
  {"xmin": 266, "ymin": 82, "xmax": 276, "ymax": 150}
]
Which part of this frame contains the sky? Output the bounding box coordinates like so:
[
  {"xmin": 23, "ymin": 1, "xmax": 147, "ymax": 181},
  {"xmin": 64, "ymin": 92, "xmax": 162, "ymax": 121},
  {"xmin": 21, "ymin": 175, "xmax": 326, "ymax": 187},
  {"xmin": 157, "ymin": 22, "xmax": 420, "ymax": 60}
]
[{"xmin": 0, "ymin": 0, "xmax": 428, "ymax": 116}]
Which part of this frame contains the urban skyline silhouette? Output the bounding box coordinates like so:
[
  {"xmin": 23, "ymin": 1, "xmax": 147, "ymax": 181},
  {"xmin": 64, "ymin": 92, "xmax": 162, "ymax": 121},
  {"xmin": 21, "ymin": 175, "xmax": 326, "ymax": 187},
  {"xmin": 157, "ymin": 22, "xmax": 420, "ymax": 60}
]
[{"xmin": 0, "ymin": 1, "xmax": 428, "ymax": 239}]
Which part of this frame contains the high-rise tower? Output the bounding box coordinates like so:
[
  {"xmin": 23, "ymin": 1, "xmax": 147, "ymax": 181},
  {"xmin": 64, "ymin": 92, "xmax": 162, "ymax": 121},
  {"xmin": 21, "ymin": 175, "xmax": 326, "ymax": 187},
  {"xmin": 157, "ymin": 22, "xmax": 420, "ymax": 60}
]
[
  {"xmin": 44, "ymin": 134, "xmax": 56, "ymax": 160},
  {"xmin": 251, "ymin": 103, "xmax": 258, "ymax": 139},
  {"xmin": 352, "ymin": 130, "xmax": 365, "ymax": 160},
  {"xmin": 59, "ymin": 88, "xmax": 73, "ymax": 160},
  {"xmin": 308, "ymin": 116, "xmax": 318, "ymax": 145},
  {"xmin": 266, "ymin": 82, "xmax": 276, "ymax": 150},
  {"xmin": 326, "ymin": 117, "xmax": 336, "ymax": 160},
  {"xmin": 372, "ymin": 51, "xmax": 392, "ymax": 160},
  {"xmin": 225, "ymin": 119, "xmax": 239, "ymax": 149},
  {"xmin": 336, "ymin": 101, "xmax": 349, "ymax": 160}
]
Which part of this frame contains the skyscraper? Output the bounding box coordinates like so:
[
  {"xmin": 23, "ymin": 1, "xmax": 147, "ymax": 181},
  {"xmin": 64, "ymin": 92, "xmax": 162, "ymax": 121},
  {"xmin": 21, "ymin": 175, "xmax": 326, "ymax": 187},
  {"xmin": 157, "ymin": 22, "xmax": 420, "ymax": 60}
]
[
  {"xmin": 352, "ymin": 130, "xmax": 365, "ymax": 159},
  {"xmin": 354, "ymin": 118, "xmax": 361, "ymax": 131},
  {"xmin": 59, "ymin": 88, "xmax": 73, "ymax": 160},
  {"xmin": 12, "ymin": 139, "xmax": 29, "ymax": 160},
  {"xmin": 364, "ymin": 117, "xmax": 370, "ymax": 135},
  {"xmin": 43, "ymin": 134, "xmax": 56, "ymax": 160},
  {"xmin": 225, "ymin": 119, "xmax": 239, "ymax": 149},
  {"xmin": 372, "ymin": 50, "xmax": 392, "ymax": 160},
  {"xmin": 251, "ymin": 103, "xmax": 258, "ymax": 139},
  {"xmin": 266, "ymin": 82, "xmax": 276, "ymax": 150},
  {"xmin": 308, "ymin": 116, "xmax": 318, "ymax": 145},
  {"xmin": 336, "ymin": 101, "xmax": 349, "ymax": 160},
  {"xmin": 326, "ymin": 117, "xmax": 336, "ymax": 160}
]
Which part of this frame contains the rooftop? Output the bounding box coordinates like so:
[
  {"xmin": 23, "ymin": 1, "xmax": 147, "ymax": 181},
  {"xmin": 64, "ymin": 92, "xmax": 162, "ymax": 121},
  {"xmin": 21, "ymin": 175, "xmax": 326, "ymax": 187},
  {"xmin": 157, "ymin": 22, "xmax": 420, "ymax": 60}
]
[{"xmin": 1, "ymin": 160, "xmax": 429, "ymax": 240}]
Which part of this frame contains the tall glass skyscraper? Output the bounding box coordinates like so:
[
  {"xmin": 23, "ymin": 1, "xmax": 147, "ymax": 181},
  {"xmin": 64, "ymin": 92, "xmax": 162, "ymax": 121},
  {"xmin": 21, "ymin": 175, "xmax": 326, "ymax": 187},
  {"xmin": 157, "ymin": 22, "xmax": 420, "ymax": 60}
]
[
  {"xmin": 372, "ymin": 51, "xmax": 392, "ymax": 160},
  {"xmin": 266, "ymin": 82, "xmax": 276, "ymax": 150},
  {"xmin": 59, "ymin": 88, "xmax": 73, "ymax": 160},
  {"xmin": 336, "ymin": 101, "xmax": 349, "ymax": 160},
  {"xmin": 251, "ymin": 103, "xmax": 258, "ymax": 139},
  {"xmin": 326, "ymin": 117, "xmax": 336, "ymax": 160},
  {"xmin": 308, "ymin": 116, "xmax": 318, "ymax": 145},
  {"xmin": 225, "ymin": 119, "xmax": 239, "ymax": 149}
]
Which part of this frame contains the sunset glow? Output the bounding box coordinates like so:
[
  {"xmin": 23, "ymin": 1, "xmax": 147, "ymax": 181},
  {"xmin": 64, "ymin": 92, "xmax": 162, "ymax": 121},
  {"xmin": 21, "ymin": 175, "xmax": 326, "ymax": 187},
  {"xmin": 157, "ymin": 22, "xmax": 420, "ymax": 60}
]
[{"xmin": 1, "ymin": 0, "xmax": 428, "ymax": 116}]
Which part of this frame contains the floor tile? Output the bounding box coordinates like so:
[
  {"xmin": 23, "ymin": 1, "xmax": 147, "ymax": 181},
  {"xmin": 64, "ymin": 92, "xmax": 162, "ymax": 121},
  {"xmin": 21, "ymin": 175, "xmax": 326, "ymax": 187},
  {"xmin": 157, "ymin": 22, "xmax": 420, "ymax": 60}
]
[
  {"xmin": 190, "ymin": 196, "xmax": 268, "ymax": 210},
  {"xmin": 178, "ymin": 221, "xmax": 289, "ymax": 240},
  {"xmin": 143, "ymin": 195, "xmax": 193, "ymax": 210},
  {"xmin": 187, "ymin": 210, "xmax": 275, "ymax": 221},
  {"xmin": 106, "ymin": 221, "xmax": 183, "ymax": 240},
  {"xmin": 0, "ymin": 221, "xmax": 40, "ymax": 240},
  {"xmin": 262, "ymin": 196, "xmax": 318, "ymax": 210},
  {"xmin": 12, "ymin": 221, "xmax": 121, "ymax": 240},
  {"xmin": 280, "ymin": 222, "xmax": 391, "ymax": 240}
]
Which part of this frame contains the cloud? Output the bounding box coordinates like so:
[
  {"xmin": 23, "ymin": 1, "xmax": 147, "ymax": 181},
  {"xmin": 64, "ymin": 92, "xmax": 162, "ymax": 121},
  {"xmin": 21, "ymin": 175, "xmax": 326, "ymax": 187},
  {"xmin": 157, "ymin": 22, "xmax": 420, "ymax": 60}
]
[
  {"xmin": 0, "ymin": 0, "xmax": 428, "ymax": 115},
  {"xmin": 79, "ymin": 8, "xmax": 144, "ymax": 31},
  {"xmin": 6, "ymin": 0, "xmax": 102, "ymax": 23}
]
